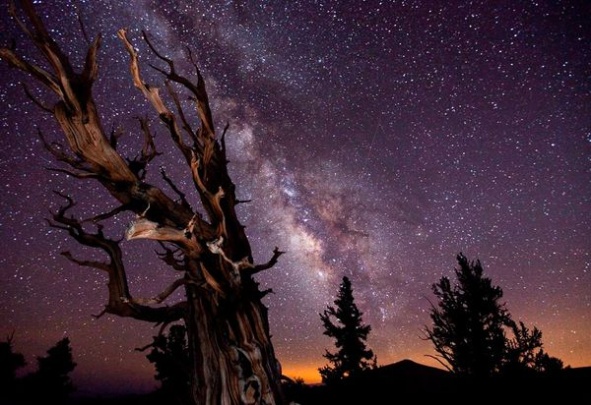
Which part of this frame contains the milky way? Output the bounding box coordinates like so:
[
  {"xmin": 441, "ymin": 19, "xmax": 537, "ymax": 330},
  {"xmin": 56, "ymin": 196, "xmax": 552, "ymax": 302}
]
[{"xmin": 1, "ymin": 0, "xmax": 590, "ymax": 396}]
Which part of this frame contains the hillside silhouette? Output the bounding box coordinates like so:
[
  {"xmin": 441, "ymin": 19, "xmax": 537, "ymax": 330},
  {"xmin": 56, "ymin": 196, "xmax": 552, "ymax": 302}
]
[
  {"xmin": 1, "ymin": 359, "xmax": 588, "ymax": 404},
  {"xmin": 282, "ymin": 359, "xmax": 590, "ymax": 404}
]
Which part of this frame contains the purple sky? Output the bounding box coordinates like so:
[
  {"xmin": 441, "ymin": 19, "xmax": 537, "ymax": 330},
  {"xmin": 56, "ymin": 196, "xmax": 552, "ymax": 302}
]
[{"xmin": 1, "ymin": 0, "xmax": 590, "ymax": 396}]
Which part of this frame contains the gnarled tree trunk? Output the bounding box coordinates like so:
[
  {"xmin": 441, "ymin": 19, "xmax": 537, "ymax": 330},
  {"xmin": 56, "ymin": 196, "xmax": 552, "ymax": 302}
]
[{"xmin": 0, "ymin": 1, "xmax": 285, "ymax": 404}]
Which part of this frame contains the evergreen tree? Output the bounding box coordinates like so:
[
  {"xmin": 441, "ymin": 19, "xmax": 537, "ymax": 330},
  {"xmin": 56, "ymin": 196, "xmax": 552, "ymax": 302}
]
[
  {"xmin": 146, "ymin": 324, "xmax": 191, "ymax": 404},
  {"xmin": 0, "ymin": 333, "xmax": 26, "ymax": 401},
  {"xmin": 424, "ymin": 253, "xmax": 512, "ymax": 378},
  {"xmin": 22, "ymin": 337, "xmax": 77, "ymax": 403},
  {"xmin": 319, "ymin": 276, "xmax": 376, "ymax": 384},
  {"xmin": 425, "ymin": 253, "xmax": 563, "ymax": 379},
  {"xmin": 504, "ymin": 321, "xmax": 563, "ymax": 375},
  {"xmin": 532, "ymin": 351, "xmax": 564, "ymax": 374}
]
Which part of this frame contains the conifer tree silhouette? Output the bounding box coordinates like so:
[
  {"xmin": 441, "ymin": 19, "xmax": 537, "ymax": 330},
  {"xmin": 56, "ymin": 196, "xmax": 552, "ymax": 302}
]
[
  {"xmin": 424, "ymin": 253, "xmax": 512, "ymax": 378},
  {"xmin": 504, "ymin": 321, "xmax": 564, "ymax": 375},
  {"xmin": 424, "ymin": 253, "xmax": 563, "ymax": 378},
  {"xmin": 22, "ymin": 337, "xmax": 77, "ymax": 403},
  {"xmin": 144, "ymin": 324, "xmax": 191, "ymax": 405},
  {"xmin": 0, "ymin": 333, "xmax": 26, "ymax": 402},
  {"xmin": 319, "ymin": 276, "xmax": 376, "ymax": 384}
]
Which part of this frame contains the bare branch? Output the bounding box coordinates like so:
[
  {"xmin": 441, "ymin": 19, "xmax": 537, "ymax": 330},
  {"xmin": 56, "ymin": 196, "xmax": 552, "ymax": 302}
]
[
  {"xmin": 61, "ymin": 250, "xmax": 110, "ymax": 272},
  {"xmin": 38, "ymin": 129, "xmax": 97, "ymax": 175},
  {"xmin": 46, "ymin": 167, "xmax": 99, "ymax": 179},
  {"xmin": 126, "ymin": 217, "xmax": 204, "ymax": 255},
  {"xmin": 219, "ymin": 122, "xmax": 230, "ymax": 162},
  {"xmin": 164, "ymin": 80, "xmax": 198, "ymax": 145},
  {"xmin": 259, "ymin": 288, "xmax": 274, "ymax": 299},
  {"xmin": 424, "ymin": 354, "xmax": 453, "ymax": 372},
  {"xmin": 81, "ymin": 203, "xmax": 129, "ymax": 224},
  {"xmin": 117, "ymin": 29, "xmax": 184, "ymax": 143},
  {"xmin": 109, "ymin": 124, "xmax": 124, "ymax": 149},
  {"xmin": 126, "ymin": 116, "xmax": 161, "ymax": 179},
  {"xmin": 0, "ymin": 46, "xmax": 60, "ymax": 94},
  {"xmin": 190, "ymin": 153, "xmax": 226, "ymax": 235},
  {"xmin": 80, "ymin": 34, "xmax": 101, "ymax": 86},
  {"xmin": 49, "ymin": 193, "xmax": 185, "ymax": 324},
  {"xmin": 118, "ymin": 28, "xmax": 222, "ymax": 224},
  {"xmin": 248, "ymin": 247, "xmax": 285, "ymax": 276},
  {"xmin": 206, "ymin": 236, "xmax": 253, "ymax": 282},
  {"xmin": 142, "ymin": 31, "xmax": 215, "ymax": 140},
  {"xmin": 156, "ymin": 242, "xmax": 186, "ymax": 271},
  {"xmin": 160, "ymin": 167, "xmax": 191, "ymax": 210},
  {"xmin": 92, "ymin": 308, "xmax": 107, "ymax": 319},
  {"xmin": 22, "ymin": 83, "xmax": 53, "ymax": 113},
  {"xmin": 127, "ymin": 277, "xmax": 191, "ymax": 305},
  {"xmin": 74, "ymin": 2, "xmax": 91, "ymax": 45}
]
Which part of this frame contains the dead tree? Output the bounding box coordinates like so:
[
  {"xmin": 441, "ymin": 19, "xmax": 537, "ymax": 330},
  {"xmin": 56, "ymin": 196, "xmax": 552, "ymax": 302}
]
[{"xmin": 0, "ymin": 1, "xmax": 285, "ymax": 403}]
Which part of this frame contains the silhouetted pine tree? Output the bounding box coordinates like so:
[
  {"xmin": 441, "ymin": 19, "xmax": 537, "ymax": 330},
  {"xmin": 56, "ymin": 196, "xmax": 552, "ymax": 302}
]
[
  {"xmin": 425, "ymin": 253, "xmax": 563, "ymax": 379},
  {"xmin": 145, "ymin": 324, "xmax": 191, "ymax": 405},
  {"xmin": 319, "ymin": 276, "xmax": 376, "ymax": 384},
  {"xmin": 0, "ymin": 332, "xmax": 26, "ymax": 402},
  {"xmin": 21, "ymin": 337, "xmax": 77, "ymax": 403},
  {"xmin": 504, "ymin": 321, "xmax": 563, "ymax": 375},
  {"xmin": 424, "ymin": 253, "xmax": 512, "ymax": 378}
]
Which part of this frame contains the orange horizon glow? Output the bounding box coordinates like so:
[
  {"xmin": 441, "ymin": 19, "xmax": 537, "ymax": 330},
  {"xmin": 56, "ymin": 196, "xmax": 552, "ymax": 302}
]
[
  {"xmin": 282, "ymin": 366, "xmax": 323, "ymax": 384},
  {"xmin": 281, "ymin": 345, "xmax": 591, "ymax": 386}
]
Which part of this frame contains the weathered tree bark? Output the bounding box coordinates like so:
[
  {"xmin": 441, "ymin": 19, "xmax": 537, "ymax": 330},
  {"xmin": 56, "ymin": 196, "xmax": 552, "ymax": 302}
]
[{"xmin": 1, "ymin": 1, "xmax": 285, "ymax": 404}]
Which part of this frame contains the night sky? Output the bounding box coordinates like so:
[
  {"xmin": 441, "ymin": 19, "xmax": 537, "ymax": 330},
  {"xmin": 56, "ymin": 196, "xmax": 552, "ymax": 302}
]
[{"xmin": 1, "ymin": 0, "xmax": 590, "ymax": 397}]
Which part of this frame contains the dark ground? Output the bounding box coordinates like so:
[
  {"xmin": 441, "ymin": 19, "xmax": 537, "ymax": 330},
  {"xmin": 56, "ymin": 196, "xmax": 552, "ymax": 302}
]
[
  {"xmin": 3, "ymin": 360, "xmax": 589, "ymax": 405},
  {"xmin": 283, "ymin": 360, "xmax": 590, "ymax": 404}
]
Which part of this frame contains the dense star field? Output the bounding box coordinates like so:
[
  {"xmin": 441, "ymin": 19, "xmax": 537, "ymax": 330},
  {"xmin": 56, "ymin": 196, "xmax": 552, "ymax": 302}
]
[{"xmin": 1, "ymin": 0, "xmax": 589, "ymax": 397}]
